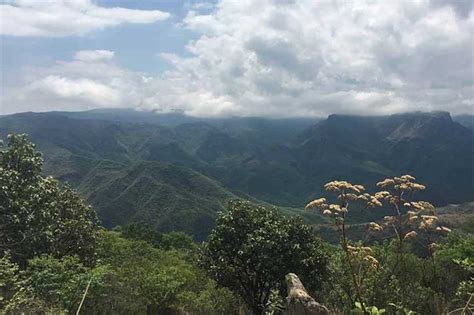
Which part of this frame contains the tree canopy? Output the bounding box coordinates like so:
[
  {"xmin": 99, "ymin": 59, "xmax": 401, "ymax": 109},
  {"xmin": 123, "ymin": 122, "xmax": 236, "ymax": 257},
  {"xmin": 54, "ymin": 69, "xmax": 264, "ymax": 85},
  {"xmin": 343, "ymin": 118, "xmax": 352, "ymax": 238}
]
[
  {"xmin": 202, "ymin": 200, "xmax": 329, "ymax": 314},
  {"xmin": 0, "ymin": 134, "xmax": 99, "ymax": 267}
]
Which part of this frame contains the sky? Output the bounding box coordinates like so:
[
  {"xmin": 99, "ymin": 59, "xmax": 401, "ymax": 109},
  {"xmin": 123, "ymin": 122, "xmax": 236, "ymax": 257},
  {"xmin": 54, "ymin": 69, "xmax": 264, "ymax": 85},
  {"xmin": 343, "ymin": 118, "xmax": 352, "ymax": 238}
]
[{"xmin": 0, "ymin": 0, "xmax": 472, "ymax": 117}]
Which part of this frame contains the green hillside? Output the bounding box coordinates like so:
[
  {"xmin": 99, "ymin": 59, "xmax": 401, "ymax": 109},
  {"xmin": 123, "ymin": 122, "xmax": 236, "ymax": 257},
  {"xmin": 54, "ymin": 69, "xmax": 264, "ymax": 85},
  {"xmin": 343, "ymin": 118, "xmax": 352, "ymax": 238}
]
[
  {"xmin": 82, "ymin": 160, "xmax": 237, "ymax": 240},
  {"xmin": 1, "ymin": 110, "xmax": 472, "ymax": 239}
]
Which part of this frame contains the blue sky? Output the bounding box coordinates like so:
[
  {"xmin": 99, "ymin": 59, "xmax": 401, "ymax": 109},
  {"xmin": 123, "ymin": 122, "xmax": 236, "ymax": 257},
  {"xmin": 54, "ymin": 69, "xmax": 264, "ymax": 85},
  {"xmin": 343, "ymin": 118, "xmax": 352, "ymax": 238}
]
[
  {"xmin": 1, "ymin": 1, "xmax": 204, "ymax": 74},
  {"xmin": 0, "ymin": 0, "xmax": 472, "ymax": 117}
]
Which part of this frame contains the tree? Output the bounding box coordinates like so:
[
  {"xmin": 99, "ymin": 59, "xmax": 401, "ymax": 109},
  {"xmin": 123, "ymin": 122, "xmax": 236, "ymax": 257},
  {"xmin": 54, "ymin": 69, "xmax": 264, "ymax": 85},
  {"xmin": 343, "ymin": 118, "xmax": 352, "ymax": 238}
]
[
  {"xmin": 116, "ymin": 223, "xmax": 162, "ymax": 246},
  {"xmin": 4, "ymin": 255, "xmax": 89, "ymax": 313},
  {"xmin": 0, "ymin": 134, "xmax": 99, "ymax": 267},
  {"xmin": 91, "ymin": 230, "xmax": 239, "ymax": 314},
  {"xmin": 202, "ymin": 200, "xmax": 328, "ymax": 314},
  {"xmin": 160, "ymin": 231, "xmax": 196, "ymax": 252},
  {"xmin": 0, "ymin": 253, "xmax": 20, "ymax": 310}
]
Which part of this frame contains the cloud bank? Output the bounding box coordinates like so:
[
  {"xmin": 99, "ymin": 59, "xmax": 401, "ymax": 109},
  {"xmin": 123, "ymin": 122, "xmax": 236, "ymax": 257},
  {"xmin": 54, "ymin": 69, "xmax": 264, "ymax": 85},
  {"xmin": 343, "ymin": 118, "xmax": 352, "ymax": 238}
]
[
  {"xmin": 0, "ymin": 0, "xmax": 170, "ymax": 37},
  {"xmin": 2, "ymin": 0, "xmax": 473, "ymax": 117},
  {"xmin": 2, "ymin": 50, "xmax": 145, "ymax": 113},
  {"xmin": 147, "ymin": 0, "xmax": 473, "ymax": 117}
]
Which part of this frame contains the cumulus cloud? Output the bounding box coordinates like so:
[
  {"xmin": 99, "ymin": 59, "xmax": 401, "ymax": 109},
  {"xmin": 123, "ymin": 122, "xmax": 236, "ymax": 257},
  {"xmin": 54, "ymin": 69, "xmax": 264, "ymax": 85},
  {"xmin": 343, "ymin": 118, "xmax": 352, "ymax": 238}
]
[
  {"xmin": 183, "ymin": 1, "xmax": 216, "ymax": 12},
  {"xmin": 2, "ymin": 0, "xmax": 473, "ymax": 117},
  {"xmin": 0, "ymin": 0, "xmax": 170, "ymax": 37},
  {"xmin": 1, "ymin": 50, "xmax": 147, "ymax": 113},
  {"xmin": 28, "ymin": 75, "xmax": 122, "ymax": 106},
  {"xmin": 74, "ymin": 50, "xmax": 115, "ymax": 62},
  {"xmin": 137, "ymin": 0, "xmax": 472, "ymax": 117}
]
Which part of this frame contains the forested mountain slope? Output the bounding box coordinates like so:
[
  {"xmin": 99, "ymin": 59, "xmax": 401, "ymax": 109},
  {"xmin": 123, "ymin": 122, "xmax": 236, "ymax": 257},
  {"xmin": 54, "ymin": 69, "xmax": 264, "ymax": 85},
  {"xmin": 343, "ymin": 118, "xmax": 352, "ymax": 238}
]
[{"xmin": 1, "ymin": 110, "xmax": 472, "ymax": 238}]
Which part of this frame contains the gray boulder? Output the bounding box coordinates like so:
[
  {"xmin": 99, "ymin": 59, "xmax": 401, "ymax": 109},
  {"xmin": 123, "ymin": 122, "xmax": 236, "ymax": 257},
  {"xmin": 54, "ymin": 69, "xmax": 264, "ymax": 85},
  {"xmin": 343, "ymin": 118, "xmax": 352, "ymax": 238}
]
[{"xmin": 283, "ymin": 273, "xmax": 329, "ymax": 315}]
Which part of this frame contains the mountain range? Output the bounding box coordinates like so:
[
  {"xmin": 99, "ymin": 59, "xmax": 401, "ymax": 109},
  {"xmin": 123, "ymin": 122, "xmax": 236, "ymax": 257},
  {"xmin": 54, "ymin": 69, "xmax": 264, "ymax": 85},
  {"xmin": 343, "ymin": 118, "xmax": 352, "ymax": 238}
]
[{"xmin": 1, "ymin": 109, "xmax": 472, "ymax": 240}]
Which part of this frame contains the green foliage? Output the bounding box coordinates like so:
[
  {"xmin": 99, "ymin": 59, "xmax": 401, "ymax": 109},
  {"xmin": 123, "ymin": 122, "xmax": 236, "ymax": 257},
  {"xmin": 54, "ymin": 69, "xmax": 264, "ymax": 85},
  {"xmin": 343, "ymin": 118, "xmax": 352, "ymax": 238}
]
[
  {"xmin": 115, "ymin": 223, "xmax": 162, "ymax": 246},
  {"xmin": 5, "ymin": 255, "xmax": 89, "ymax": 313},
  {"xmin": 177, "ymin": 280, "xmax": 240, "ymax": 315},
  {"xmin": 202, "ymin": 200, "xmax": 329, "ymax": 314},
  {"xmin": 436, "ymin": 232, "xmax": 474, "ymax": 263},
  {"xmin": 0, "ymin": 253, "xmax": 20, "ymax": 309},
  {"xmin": 367, "ymin": 247, "xmax": 437, "ymax": 313},
  {"xmin": 0, "ymin": 134, "xmax": 99, "ymax": 267},
  {"xmin": 321, "ymin": 236, "xmax": 474, "ymax": 314},
  {"xmin": 0, "ymin": 132, "xmax": 472, "ymax": 314},
  {"xmin": 84, "ymin": 160, "xmax": 237, "ymax": 241},
  {"xmin": 2, "ymin": 231, "xmax": 239, "ymax": 314},
  {"xmin": 72, "ymin": 230, "xmax": 238, "ymax": 314},
  {"xmin": 435, "ymin": 233, "xmax": 474, "ymax": 311},
  {"xmin": 160, "ymin": 231, "xmax": 197, "ymax": 251},
  {"xmin": 354, "ymin": 302, "xmax": 386, "ymax": 314},
  {"xmin": 0, "ymin": 135, "xmax": 237, "ymax": 314}
]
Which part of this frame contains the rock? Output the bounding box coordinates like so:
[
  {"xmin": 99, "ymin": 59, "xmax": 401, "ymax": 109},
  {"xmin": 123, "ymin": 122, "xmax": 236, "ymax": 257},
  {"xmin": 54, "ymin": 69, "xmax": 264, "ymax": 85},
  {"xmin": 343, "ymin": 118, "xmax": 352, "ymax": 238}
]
[{"xmin": 283, "ymin": 273, "xmax": 329, "ymax": 315}]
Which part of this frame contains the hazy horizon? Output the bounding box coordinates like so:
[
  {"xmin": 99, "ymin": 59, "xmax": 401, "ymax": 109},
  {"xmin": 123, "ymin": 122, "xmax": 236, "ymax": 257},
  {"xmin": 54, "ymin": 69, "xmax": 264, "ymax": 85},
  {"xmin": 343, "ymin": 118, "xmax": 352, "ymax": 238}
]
[{"xmin": 3, "ymin": 106, "xmax": 472, "ymax": 121}]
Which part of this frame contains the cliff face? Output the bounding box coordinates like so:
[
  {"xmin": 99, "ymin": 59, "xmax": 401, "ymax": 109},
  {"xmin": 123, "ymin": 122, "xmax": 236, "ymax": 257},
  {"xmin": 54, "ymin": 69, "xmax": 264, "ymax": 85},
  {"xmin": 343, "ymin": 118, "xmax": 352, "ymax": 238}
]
[
  {"xmin": 284, "ymin": 273, "xmax": 329, "ymax": 315},
  {"xmin": 295, "ymin": 111, "xmax": 474, "ymax": 205}
]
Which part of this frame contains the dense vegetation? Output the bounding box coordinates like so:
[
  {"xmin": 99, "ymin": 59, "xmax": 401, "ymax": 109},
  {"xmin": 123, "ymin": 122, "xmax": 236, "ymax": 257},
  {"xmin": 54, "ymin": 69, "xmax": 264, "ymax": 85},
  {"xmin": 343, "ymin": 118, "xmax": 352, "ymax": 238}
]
[
  {"xmin": 0, "ymin": 135, "xmax": 240, "ymax": 314},
  {"xmin": 0, "ymin": 134, "xmax": 98, "ymax": 268},
  {"xmin": 202, "ymin": 200, "xmax": 328, "ymax": 313},
  {"xmin": 0, "ymin": 110, "xmax": 472, "ymax": 240},
  {"xmin": 0, "ymin": 134, "xmax": 472, "ymax": 314}
]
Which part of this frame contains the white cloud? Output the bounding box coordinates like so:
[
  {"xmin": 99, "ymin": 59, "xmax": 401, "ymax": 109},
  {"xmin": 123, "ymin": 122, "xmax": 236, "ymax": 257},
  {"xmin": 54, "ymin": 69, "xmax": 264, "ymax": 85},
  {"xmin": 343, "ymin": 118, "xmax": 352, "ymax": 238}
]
[
  {"xmin": 140, "ymin": 0, "xmax": 472, "ymax": 117},
  {"xmin": 28, "ymin": 75, "xmax": 122, "ymax": 106},
  {"xmin": 2, "ymin": 0, "xmax": 473, "ymax": 117},
  {"xmin": 0, "ymin": 0, "xmax": 170, "ymax": 37},
  {"xmin": 1, "ymin": 50, "xmax": 146, "ymax": 113},
  {"xmin": 183, "ymin": 1, "xmax": 216, "ymax": 12},
  {"xmin": 74, "ymin": 50, "xmax": 115, "ymax": 62}
]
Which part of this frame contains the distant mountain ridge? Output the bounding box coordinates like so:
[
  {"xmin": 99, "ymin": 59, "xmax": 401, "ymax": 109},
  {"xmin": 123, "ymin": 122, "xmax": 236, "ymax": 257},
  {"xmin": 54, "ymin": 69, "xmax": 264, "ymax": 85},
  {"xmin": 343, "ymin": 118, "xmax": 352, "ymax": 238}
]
[
  {"xmin": 292, "ymin": 111, "xmax": 473, "ymax": 204},
  {"xmin": 1, "ymin": 109, "xmax": 472, "ymax": 239},
  {"xmin": 453, "ymin": 114, "xmax": 474, "ymax": 130}
]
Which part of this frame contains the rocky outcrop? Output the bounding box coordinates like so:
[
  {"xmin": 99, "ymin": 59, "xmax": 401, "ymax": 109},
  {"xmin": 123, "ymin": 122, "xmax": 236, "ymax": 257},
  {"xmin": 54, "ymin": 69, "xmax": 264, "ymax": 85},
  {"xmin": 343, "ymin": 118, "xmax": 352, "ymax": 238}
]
[{"xmin": 283, "ymin": 273, "xmax": 329, "ymax": 315}]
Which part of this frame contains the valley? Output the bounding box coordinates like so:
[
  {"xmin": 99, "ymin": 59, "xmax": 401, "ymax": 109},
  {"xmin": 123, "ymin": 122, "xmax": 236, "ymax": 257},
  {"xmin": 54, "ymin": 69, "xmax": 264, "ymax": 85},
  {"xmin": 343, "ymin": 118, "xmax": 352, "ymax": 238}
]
[{"xmin": 1, "ymin": 109, "xmax": 472, "ymax": 241}]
